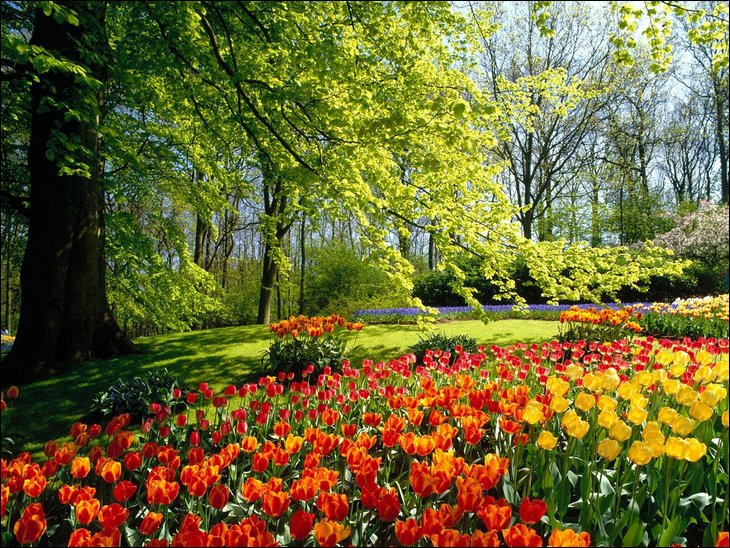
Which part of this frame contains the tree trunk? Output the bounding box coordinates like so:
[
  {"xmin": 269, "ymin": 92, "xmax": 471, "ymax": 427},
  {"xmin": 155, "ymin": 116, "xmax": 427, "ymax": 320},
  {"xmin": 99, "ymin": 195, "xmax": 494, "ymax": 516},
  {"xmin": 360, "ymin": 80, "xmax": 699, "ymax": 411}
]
[
  {"xmin": 298, "ymin": 214, "xmax": 306, "ymax": 315},
  {"xmin": 257, "ymin": 243, "xmax": 278, "ymax": 324},
  {"xmin": 2, "ymin": 2, "xmax": 136, "ymax": 386},
  {"xmin": 715, "ymin": 78, "xmax": 728, "ymax": 204}
]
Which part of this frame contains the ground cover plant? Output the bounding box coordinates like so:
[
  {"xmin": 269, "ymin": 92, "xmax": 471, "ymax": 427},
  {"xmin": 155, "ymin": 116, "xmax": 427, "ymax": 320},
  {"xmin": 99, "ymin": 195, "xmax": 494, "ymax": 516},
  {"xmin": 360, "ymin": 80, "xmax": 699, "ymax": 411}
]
[{"xmin": 1, "ymin": 333, "xmax": 727, "ymax": 547}]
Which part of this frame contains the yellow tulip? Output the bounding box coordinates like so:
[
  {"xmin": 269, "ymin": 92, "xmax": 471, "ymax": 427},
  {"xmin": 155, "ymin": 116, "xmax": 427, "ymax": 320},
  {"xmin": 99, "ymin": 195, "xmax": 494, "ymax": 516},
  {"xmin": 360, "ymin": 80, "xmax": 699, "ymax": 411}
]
[
  {"xmin": 665, "ymin": 436, "xmax": 689, "ymax": 460},
  {"xmin": 654, "ymin": 369, "xmax": 668, "ymax": 383},
  {"xmin": 634, "ymin": 370, "xmax": 656, "ymax": 387},
  {"xmin": 676, "ymin": 385, "xmax": 698, "ymax": 406},
  {"xmin": 673, "ymin": 350, "xmax": 690, "ymax": 367},
  {"xmin": 714, "ymin": 357, "xmax": 729, "ymax": 382},
  {"xmin": 600, "ymin": 369, "xmax": 621, "ymax": 391},
  {"xmin": 597, "ymin": 438, "xmax": 622, "ymax": 461},
  {"xmin": 609, "ymin": 420, "xmax": 632, "ymax": 442},
  {"xmin": 662, "ymin": 379, "xmax": 681, "ymax": 396},
  {"xmin": 670, "ymin": 416, "xmax": 695, "ymax": 437},
  {"xmin": 700, "ymin": 384, "xmax": 727, "ymax": 407},
  {"xmin": 689, "ymin": 401, "xmax": 713, "ymax": 422},
  {"xmin": 566, "ymin": 419, "xmax": 590, "ymax": 439},
  {"xmin": 536, "ymin": 431, "xmax": 558, "ymax": 450},
  {"xmin": 695, "ymin": 349, "xmax": 712, "ymax": 366},
  {"xmin": 561, "ymin": 410, "xmax": 580, "ymax": 427},
  {"xmin": 646, "ymin": 439, "xmax": 665, "ymax": 458},
  {"xmin": 655, "ymin": 349, "xmax": 673, "ymax": 366},
  {"xmin": 547, "ymin": 377, "xmax": 570, "ymax": 397},
  {"xmin": 574, "ymin": 393, "xmax": 596, "ymax": 413},
  {"xmin": 597, "ymin": 395, "xmax": 617, "ymax": 412},
  {"xmin": 550, "ymin": 395, "xmax": 570, "ymax": 413},
  {"xmin": 693, "ymin": 365, "xmax": 714, "ymax": 383},
  {"xmin": 642, "ymin": 421, "xmax": 664, "ymax": 441},
  {"xmin": 699, "ymin": 388, "xmax": 720, "ymax": 407},
  {"xmin": 598, "ymin": 410, "xmax": 619, "ymax": 429},
  {"xmin": 523, "ymin": 403, "xmax": 544, "ymax": 425},
  {"xmin": 658, "ymin": 407, "xmax": 679, "ymax": 425},
  {"xmin": 684, "ymin": 438, "xmax": 707, "ymax": 462},
  {"xmin": 617, "ymin": 382, "xmax": 637, "ymax": 401},
  {"xmin": 627, "ymin": 440, "xmax": 653, "ymax": 465},
  {"xmin": 582, "ymin": 373, "xmax": 602, "ymax": 392},
  {"xmin": 627, "ymin": 406, "xmax": 648, "ymax": 425},
  {"xmin": 630, "ymin": 393, "xmax": 649, "ymax": 409},
  {"xmin": 669, "ymin": 362, "xmax": 686, "ymax": 377},
  {"xmin": 565, "ymin": 364, "xmax": 582, "ymax": 381},
  {"xmin": 721, "ymin": 410, "xmax": 728, "ymax": 428}
]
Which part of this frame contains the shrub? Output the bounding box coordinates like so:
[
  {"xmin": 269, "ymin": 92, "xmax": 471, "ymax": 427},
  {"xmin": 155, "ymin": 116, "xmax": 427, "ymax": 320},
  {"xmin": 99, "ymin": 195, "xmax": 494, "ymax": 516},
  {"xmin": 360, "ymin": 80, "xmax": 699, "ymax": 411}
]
[
  {"xmin": 409, "ymin": 332, "xmax": 480, "ymax": 365},
  {"xmin": 262, "ymin": 315, "xmax": 363, "ymax": 376},
  {"xmin": 304, "ymin": 243, "xmax": 404, "ymax": 316},
  {"xmin": 90, "ymin": 368, "xmax": 187, "ymax": 420}
]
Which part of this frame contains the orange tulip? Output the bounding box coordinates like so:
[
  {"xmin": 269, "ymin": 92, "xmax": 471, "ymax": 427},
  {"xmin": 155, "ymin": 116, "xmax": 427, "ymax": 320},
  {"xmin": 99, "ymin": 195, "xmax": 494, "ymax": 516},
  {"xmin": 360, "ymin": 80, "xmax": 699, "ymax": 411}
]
[
  {"xmin": 291, "ymin": 476, "xmax": 318, "ymax": 502},
  {"xmin": 75, "ymin": 498, "xmax": 101, "ymax": 525},
  {"xmin": 503, "ymin": 524, "xmax": 543, "ymax": 547},
  {"xmin": 477, "ymin": 502, "xmax": 512, "ymax": 531},
  {"xmin": 98, "ymin": 503, "xmax": 130, "ymax": 532},
  {"xmin": 395, "ymin": 518, "xmax": 423, "ymax": 545},
  {"xmin": 313, "ymin": 519, "xmax": 350, "ymax": 548},
  {"xmin": 472, "ymin": 530, "xmax": 501, "ymax": 547},
  {"xmin": 13, "ymin": 502, "xmax": 46, "ymax": 544},
  {"xmin": 317, "ymin": 491, "xmax": 349, "ymax": 521},
  {"xmin": 455, "ymin": 476, "xmax": 483, "ymax": 513},
  {"xmin": 429, "ymin": 528, "xmax": 472, "ymax": 547},
  {"xmin": 548, "ymin": 528, "xmax": 591, "ymax": 547},
  {"xmin": 70, "ymin": 457, "xmax": 91, "ymax": 480},
  {"xmin": 100, "ymin": 460, "xmax": 122, "ymax": 483},
  {"xmin": 139, "ymin": 512, "xmax": 164, "ymax": 536},
  {"xmin": 262, "ymin": 490, "xmax": 291, "ymax": 518},
  {"xmin": 208, "ymin": 484, "xmax": 230, "ymax": 510},
  {"xmin": 241, "ymin": 478, "xmax": 266, "ymax": 502},
  {"xmin": 376, "ymin": 487, "xmax": 400, "ymax": 521}
]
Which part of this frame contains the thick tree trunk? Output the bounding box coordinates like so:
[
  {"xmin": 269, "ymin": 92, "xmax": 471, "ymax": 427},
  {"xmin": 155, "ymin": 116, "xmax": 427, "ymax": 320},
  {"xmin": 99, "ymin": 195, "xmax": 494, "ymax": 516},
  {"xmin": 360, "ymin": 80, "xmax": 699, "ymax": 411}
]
[{"xmin": 2, "ymin": 2, "xmax": 136, "ymax": 386}]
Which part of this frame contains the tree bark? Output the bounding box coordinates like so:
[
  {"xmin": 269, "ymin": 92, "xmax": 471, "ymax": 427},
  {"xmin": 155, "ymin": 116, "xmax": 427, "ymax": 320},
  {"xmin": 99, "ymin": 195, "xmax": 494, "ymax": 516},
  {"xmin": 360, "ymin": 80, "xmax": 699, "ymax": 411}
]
[
  {"xmin": 257, "ymin": 242, "xmax": 278, "ymax": 324},
  {"xmin": 2, "ymin": 2, "xmax": 136, "ymax": 386}
]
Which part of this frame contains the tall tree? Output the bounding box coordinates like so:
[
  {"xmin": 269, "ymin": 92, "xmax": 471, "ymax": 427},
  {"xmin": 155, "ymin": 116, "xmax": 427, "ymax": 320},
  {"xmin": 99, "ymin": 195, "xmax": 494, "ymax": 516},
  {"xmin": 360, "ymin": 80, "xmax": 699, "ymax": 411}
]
[
  {"xmin": 3, "ymin": 2, "xmax": 135, "ymax": 384},
  {"xmin": 477, "ymin": 1, "xmax": 615, "ymax": 240}
]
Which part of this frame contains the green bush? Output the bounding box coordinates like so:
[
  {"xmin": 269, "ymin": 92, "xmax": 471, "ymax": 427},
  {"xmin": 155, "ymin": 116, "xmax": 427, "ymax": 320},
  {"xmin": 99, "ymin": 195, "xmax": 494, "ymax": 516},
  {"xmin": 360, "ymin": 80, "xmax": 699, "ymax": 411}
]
[
  {"xmin": 409, "ymin": 332, "xmax": 479, "ymax": 365},
  {"xmin": 264, "ymin": 336, "xmax": 348, "ymax": 376},
  {"xmin": 90, "ymin": 368, "xmax": 187, "ymax": 420},
  {"xmin": 304, "ymin": 243, "xmax": 405, "ymax": 316}
]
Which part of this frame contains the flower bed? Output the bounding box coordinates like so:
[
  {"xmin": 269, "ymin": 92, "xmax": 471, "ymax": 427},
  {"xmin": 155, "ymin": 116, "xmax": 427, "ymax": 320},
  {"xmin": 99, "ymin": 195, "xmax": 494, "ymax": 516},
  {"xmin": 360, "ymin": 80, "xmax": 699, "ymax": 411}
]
[
  {"xmin": 352, "ymin": 303, "xmax": 649, "ymax": 324},
  {"xmin": 1, "ymin": 336, "xmax": 728, "ymax": 547},
  {"xmin": 633, "ymin": 295, "xmax": 729, "ymax": 340}
]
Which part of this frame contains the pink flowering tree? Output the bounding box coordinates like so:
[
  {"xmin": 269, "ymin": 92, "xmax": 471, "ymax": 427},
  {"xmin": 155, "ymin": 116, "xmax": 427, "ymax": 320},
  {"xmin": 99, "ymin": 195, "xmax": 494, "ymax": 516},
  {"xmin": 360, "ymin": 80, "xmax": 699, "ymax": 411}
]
[{"xmin": 653, "ymin": 201, "xmax": 729, "ymax": 263}]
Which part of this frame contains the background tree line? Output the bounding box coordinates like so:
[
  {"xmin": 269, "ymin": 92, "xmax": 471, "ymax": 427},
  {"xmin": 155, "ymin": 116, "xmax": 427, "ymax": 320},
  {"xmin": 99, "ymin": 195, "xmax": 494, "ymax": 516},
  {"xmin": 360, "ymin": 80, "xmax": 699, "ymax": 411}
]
[{"xmin": 0, "ymin": 1, "xmax": 727, "ymax": 381}]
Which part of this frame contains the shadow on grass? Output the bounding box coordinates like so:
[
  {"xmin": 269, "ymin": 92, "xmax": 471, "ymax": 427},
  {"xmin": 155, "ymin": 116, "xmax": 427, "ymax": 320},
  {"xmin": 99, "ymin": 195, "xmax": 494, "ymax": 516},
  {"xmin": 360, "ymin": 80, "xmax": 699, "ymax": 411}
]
[{"xmin": 2, "ymin": 320, "xmax": 559, "ymax": 459}]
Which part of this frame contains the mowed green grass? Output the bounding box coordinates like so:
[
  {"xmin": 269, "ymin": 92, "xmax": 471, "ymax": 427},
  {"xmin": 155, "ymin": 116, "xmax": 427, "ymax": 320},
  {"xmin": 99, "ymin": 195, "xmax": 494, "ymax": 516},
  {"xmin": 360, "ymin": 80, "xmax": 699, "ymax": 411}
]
[{"xmin": 2, "ymin": 320, "xmax": 559, "ymax": 460}]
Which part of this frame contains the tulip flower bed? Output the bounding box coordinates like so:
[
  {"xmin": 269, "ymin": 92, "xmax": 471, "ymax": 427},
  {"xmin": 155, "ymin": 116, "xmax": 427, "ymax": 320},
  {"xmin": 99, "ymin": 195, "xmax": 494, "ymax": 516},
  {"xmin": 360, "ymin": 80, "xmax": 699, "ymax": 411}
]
[
  {"xmin": 633, "ymin": 295, "xmax": 729, "ymax": 340},
  {"xmin": 558, "ymin": 306, "xmax": 643, "ymax": 343},
  {"xmin": 1, "ymin": 336, "xmax": 729, "ymax": 547}
]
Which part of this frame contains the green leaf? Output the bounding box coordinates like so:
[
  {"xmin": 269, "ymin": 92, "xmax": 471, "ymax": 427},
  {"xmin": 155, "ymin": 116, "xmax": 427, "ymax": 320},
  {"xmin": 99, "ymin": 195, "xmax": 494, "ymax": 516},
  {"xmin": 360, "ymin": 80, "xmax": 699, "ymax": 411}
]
[
  {"xmin": 623, "ymin": 520, "xmax": 646, "ymax": 547},
  {"xmin": 658, "ymin": 515, "xmax": 681, "ymax": 547}
]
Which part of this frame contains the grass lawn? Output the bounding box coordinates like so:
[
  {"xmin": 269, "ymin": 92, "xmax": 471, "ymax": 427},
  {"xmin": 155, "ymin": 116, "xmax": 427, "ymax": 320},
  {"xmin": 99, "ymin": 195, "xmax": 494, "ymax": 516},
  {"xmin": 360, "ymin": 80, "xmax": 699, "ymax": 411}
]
[{"xmin": 2, "ymin": 319, "xmax": 559, "ymax": 460}]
